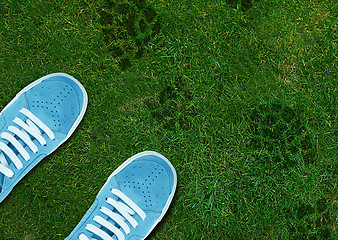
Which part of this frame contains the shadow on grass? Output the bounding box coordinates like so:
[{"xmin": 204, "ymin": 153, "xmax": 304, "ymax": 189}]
[
  {"xmin": 99, "ymin": 0, "xmax": 161, "ymax": 70},
  {"xmin": 248, "ymin": 101, "xmax": 317, "ymax": 168},
  {"xmin": 243, "ymin": 101, "xmax": 335, "ymax": 238},
  {"xmin": 285, "ymin": 198, "xmax": 334, "ymax": 239},
  {"xmin": 226, "ymin": 0, "xmax": 258, "ymax": 12},
  {"xmin": 143, "ymin": 77, "xmax": 197, "ymax": 131}
]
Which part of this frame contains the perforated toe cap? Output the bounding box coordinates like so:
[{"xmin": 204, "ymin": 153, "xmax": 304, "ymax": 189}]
[
  {"xmin": 116, "ymin": 154, "xmax": 176, "ymax": 212},
  {"xmin": 25, "ymin": 75, "xmax": 86, "ymax": 133}
]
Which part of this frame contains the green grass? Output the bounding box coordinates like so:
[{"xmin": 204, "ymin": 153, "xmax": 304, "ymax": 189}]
[{"xmin": 0, "ymin": 0, "xmax": 336, "ymax": 239}]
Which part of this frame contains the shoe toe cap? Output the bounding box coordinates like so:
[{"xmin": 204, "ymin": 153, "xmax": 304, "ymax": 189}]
[
  {"xmin": 25, "ymin": 74, "xmax": 87, "ymax": 133},
  {"xmin": 116, "ymin": 154, "xmax": 176, "ymax": 212}
]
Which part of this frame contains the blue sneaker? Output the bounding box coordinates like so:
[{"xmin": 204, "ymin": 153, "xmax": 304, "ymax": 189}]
[
  {"xmin": 66, "ymin": 151, "xmax": 177, "ymax": 240},
  {"xmin": 0, "ymin": 73, "xmax": 88, "ymax": 203}
]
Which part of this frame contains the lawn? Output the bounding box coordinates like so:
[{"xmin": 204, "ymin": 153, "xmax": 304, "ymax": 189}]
[{"xmin": 0, "ymin": 0, "xmax": 336, "ymax": 239}]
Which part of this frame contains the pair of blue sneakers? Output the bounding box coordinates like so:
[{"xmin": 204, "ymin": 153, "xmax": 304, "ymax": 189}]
[{"xmin": 0, "ymin": 73, "xmax": 177, "ymax": 240}]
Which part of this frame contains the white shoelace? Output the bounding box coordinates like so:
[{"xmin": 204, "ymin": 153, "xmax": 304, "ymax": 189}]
[
  {"xmin": 79, "ymin": 189, "xmax": 146, "ymax": 240},
  {"xmin": 0, "ymin": 108, "xmax": 55, "ymax": 178}
]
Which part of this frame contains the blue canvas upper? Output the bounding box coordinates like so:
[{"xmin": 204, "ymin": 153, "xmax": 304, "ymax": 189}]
[
  {"xmin": 0, "ymin": 73, "xmax": 87, "ymax": 203},
  {"xmin": 66, "ymin": 151, "xmax": 177, "ymax": 240}
]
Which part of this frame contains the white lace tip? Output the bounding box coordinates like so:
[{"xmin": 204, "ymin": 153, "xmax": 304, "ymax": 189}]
[
  {"xmin": 79, "ymin": 234, "xmax": 89, "ymax": 240},
  {"xmin": 0, "ymin": 164, "xmax": 14, "ymax": 178}
]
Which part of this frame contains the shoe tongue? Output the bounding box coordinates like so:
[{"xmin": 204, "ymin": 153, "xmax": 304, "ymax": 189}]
[
  {"xmin": 0, "ymin": 173, "xmax": 4, "ymax": 191},
  {"xmin": 0, "ymin": 151, "xmax": 13, "ymax": 188},
  {"xmin": 99, "ymin": 197, "xmax": 133, "ymax": 240},
  {"xmin": 0, "ymin": 135, "xmax": 26, "ymax": 163},
  {"xmin": 0, "ymin": 135, "xmax": 26, "ymax": 185},
  {"xmin": 0, "ymin": 150, "xmax": 9, "ymax": 191}
]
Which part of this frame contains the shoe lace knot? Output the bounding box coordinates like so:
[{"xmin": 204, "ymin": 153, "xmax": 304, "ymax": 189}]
[
  {"xmin": 79, "ymin": 189, "xmax": 146, "ymax": 240},
  {"xmin": 0, "ymin": 108, "xmax": 55, "ymax": 178}
]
